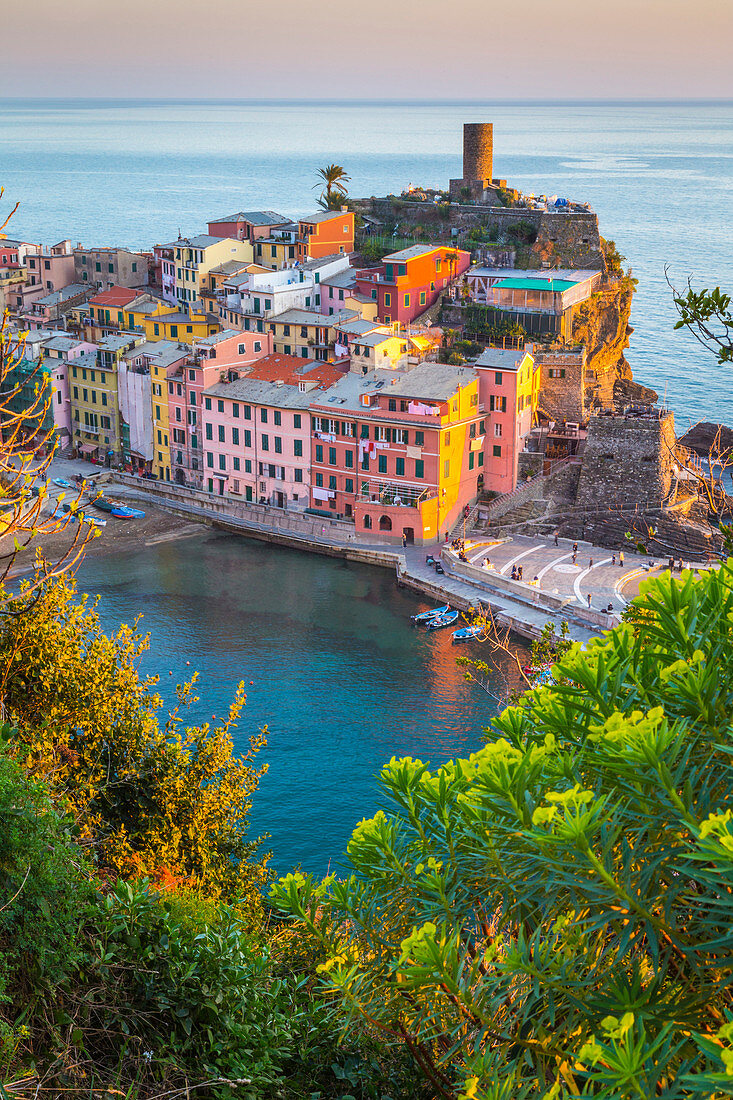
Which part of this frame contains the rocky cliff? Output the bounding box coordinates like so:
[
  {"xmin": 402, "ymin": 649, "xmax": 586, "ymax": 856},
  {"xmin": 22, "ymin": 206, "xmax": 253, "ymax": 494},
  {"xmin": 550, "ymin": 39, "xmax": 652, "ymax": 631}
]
[{"xmin": 572, "ymin": 280, "xmax": 657, "ymax": 412}]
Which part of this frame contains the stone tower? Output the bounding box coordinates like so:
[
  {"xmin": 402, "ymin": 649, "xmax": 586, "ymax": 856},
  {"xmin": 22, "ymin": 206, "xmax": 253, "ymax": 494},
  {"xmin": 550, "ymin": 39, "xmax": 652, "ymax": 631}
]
[{"xmin": 463, "ymin": 123, "xmax": 493, "ymax": 182}]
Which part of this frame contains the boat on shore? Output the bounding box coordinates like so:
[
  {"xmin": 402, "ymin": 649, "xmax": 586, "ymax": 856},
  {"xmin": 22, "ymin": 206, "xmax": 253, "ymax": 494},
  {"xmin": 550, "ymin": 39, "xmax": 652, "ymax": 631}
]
[
  {"xmin": 452, "ymin": 625, "xmax": 483, "ymax": 642},
  {"xmin": 411, "ymin": 604, "xmax": 449, "ymax": 623},
  {"xmin": 89, "ymin": 494, "xmax": 144, "ymax": 519},
  {"xmin": 427, "ymin": 609, "xmax": 459, "ymax": 631},
  {"xmin": 53, "ymin": 477, "xmax": 74, "ymax": 488},
  {"xmin": 61, "ymin": 502, "xmax": 107, "ymax": 527}
]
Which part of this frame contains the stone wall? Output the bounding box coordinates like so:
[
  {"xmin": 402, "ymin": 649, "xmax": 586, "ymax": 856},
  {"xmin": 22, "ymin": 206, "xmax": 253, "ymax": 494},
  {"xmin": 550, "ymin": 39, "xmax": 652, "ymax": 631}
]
[
  {"xmin": 575, "ymin": 412, "xmax": 677, "ymax": 512},
  {"xmin": 534, "ymin": 348, "xmax": 587, "ymax": 422},
  {"xmin": 353, "ymin": 197, "xmax": 605, "ymax": 270}
]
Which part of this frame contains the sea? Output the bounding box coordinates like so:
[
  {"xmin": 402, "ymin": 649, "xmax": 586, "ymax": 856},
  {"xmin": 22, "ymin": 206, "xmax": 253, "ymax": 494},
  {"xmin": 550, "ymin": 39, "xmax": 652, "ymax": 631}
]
[
  {"xmin": 2, "ymin": 98, "xmax": 733, "ymax": 428},
  {"xmin": 73, "ymin": 534, "xmax": 519, "ymax": 876}
]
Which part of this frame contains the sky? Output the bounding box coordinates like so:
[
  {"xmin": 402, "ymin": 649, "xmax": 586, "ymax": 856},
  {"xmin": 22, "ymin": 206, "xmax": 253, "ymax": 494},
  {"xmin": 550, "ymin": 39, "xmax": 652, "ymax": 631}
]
[{"xmin": 2, "ymin": 0, "xmax": 732, "ymax": 100}]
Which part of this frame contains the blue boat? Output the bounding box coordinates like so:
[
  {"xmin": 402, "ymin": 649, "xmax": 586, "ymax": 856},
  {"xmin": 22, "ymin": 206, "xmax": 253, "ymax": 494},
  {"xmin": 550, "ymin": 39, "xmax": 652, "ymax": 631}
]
[
  {"xmin": 120, "ymin": 505, "xmax": 145, "ymax": 518},
  {"xmin": 53, "ymin": 477, "xmax": 73, "ymax": 488},
  {"xmin": 411, "ymin": 604, "xmax": 449, "ymax": 623},
  {"xmin": 452, "ymin": 625, "xmax": 483, "ymax": 642},
  {"xmin": 427, "ymin": 610, "xmax": 460, "ymax": 631},
  {"xmin": 111, "ymin": 505, "xmax": 136, "ymax": 519}
]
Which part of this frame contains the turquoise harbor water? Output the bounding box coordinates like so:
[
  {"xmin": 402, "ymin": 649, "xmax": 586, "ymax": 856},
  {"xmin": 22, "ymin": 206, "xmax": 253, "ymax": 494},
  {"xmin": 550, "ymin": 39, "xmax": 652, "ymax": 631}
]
[
  {"xmin": 2, "ymin": 98, "xmax": 733, "ymax": 425},
  {"xmin": 73, "ymin": 532, "xmax": 512, "ymax": 875}
]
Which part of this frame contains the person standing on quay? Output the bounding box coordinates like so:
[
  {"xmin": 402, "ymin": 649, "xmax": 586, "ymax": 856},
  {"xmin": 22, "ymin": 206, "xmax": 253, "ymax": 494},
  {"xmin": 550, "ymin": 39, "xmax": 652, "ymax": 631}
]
[{"xmin": 620, "ymin": 550, "xmax": 625, "ymax": 567}]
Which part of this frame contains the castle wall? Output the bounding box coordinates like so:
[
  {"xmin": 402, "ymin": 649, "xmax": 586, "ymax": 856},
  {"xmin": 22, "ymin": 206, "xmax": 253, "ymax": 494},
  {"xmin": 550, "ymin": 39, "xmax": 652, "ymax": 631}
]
[{"xmin": 575, "ymin": 412, "xmax": 676, "ymax": 511}]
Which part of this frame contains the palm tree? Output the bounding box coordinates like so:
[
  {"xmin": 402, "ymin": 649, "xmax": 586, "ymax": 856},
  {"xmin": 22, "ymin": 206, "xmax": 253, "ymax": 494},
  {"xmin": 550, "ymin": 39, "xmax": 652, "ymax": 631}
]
[{"xmin": 314, "ymin": 164, "xmax": 351, "ymax": 210}]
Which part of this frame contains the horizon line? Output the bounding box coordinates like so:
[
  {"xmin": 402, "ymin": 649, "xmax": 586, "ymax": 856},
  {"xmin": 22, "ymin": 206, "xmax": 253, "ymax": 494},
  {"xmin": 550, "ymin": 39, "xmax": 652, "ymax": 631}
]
[{"xmin": 2, "ymin": 96, "xmax": 733, "ymax": 106}]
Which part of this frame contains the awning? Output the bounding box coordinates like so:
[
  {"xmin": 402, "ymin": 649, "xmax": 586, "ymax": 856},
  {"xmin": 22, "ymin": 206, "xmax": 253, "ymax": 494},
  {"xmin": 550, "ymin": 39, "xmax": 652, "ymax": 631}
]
[
  {"xmin": 78, "ymin": 443, "xmax": 98, "ymax": 455},
  {"xmin": 470, "ymin": 435, "xmax": 485, "ymax": 451}
]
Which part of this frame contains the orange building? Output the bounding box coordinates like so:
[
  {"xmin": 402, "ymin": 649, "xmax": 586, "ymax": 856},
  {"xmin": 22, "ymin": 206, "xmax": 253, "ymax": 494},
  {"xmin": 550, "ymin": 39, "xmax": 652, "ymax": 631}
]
[
  {"xmin": 357, "ymin": 244, "xmax": 471, "ymax": 325},
  {"xmin": 297, "ymin": 211, "xmax": 354, "ymax": 262}
]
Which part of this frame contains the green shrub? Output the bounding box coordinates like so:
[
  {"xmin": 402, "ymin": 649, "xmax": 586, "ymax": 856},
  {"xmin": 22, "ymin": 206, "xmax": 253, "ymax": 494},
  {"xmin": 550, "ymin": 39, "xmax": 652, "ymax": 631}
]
[{"xmin": 273, "ymin": 563, "xmax": 733, "ymax": 1099}]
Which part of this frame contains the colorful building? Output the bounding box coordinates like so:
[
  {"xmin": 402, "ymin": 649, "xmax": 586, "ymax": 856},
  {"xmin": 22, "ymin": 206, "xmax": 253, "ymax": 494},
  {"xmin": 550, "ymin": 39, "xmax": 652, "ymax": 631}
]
[
  {"xmin": 356, "ymin": 245, "xmax": 471, "ymax": 325},
  {"xmin": 463, "ymin": 267, "xmax": 602, "ymax": 340},
  {"xmin": 297, "ymin": 211, "xmax": 354, "ymax": 262},
  {"xmin": 269, "ymin": 308, "xmax": 358, "ymax": 361},
  {"xmin": 474, "ymin": 346, "xmax": 539, "ymax": 494},
  {"xmin": 167, "ymin": 329, "xmax": 273, "ymax": 489},
  {"xmin": 74, "ymin": 245, "xmax": 149, "ymax": 289},
  {"xmin": 202, "ymin": 355, "xmax": 341, "ymax": 503},
  {"xmin": 166, "ymin": 235, "xmax": 254, "ymax": 308},
  {"xmin": 308, "ymin": 361, "xmax": 488, "ymax": 543},
  {"xmin": 207, "ymin": 211, "xmax": 290, "ymax": 244},
  {"xmin": 69, "ymin": 334, "xmax": 144, "ymax": 463},
  {"xmin": 1, "ymin": 333, "xmax": 92, "ymax": 454}
]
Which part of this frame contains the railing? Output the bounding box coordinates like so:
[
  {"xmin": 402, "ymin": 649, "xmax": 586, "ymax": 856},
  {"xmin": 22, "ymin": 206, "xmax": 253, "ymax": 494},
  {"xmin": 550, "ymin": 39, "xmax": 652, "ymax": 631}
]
[{"xmin": 483, "ymin": 454, "xmax": 580, "ymax": 517}]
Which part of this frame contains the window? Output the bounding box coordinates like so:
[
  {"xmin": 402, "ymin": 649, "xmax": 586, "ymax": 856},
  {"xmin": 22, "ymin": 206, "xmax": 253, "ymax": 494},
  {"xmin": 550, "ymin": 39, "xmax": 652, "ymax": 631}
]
[
  {"xmin": 444, "ymin": 459, "xmax": 450, "ymax": 479},
  {"xmin": 261, "ymin": 435, "xmax": 269, "ymax": 451},
  {"xmin": 549, "ymin": 368, "xmax": 566, "ymax": 379},
  {"xmin": 329, "ymin": 475, "xmax": 337, "ymax": 490},
  {"xmin": 232, "ymin": 402, "xmax": 239, "ymax": 418},
  {"xmin": 283, "ymin": 324, "xmax": 291, "ymax": 336},
  {"xmin": 493, "ymin": 445, "xmax": 502, "ymax": 457},
  {"xmin": 217, "ymin": 399, "xmax": 224, "ymax": 413},
  {"xmin": 294, "ymin": 439, "xmax": 303, "ymax": 457},
  {"xmin": 404, "ymin": 293, "xmax": 410, "ymax": 307},
  {"xmin": 395, "ymin": 457, "xmax": 405, "ymax": 476},
  {"xmin": 384, "ymin": 292, "xmax": 391, "ymax": 307},
  {"xmin": 494, "ymin": 423, "xmax": 502, "ymax": 438},
  {"xmin": 470, "ymin": 393, "xmax": 478, "ymax": 406},
  {"xmin": 315, "ymin": 472, "xmax": 323, "ymax": 487},
  {"xmin": 419, "ymin": 290, "xmax": 426, "ymax": 305},
  {"xmin": 388, "ymin": 398, "xmax": 396, "ymax": 411},
  {"xmin": 232, "ymin": 426, "xmax": 239, "ymax": 445},
  {"xmin": 478, "ymin": 452, "xmax": 484, "ymax": 467},
  {"xmin": 218, "ymin": 455, "xmax": 226, "ymax": 471},
  {"xmin": 293, "ymin": 414, "xmax": 301, "ymax": 429},
  {"xmin": 344, "ymin": 450, "xmax": 353, "ymax": 468},
  {"xmin": 205, "ymin": 424, "xmax": 213, "ymax": 440},
  {"xmin": 494, "ymin": 372, "xmax": 503, "ymax": 385},
  {"xmin": 470, "ymin": 423, "xmax": 476, "ymax": 438},
  {"xmin": 218, "ymin": 425, "xmax": 225, "ymax": 442},
  {"xmin": 245, "ymin": 459, "xmax": 252, "ymax": 473},
  {"xmin": 190, "ymin": 392, "xmax": 196, "ymax": 405},
  {"xmin": 274, "ymin": 437, "xmax": 282, "ymax": 454},
  {"xmin": 469, "ymin": 452, "xmax": 475, "ymax": 471},
  {"xmin": 364, "ymin": 514, "xmax": 372, "ymax": 530},
  {"xmin": 244, "ymin": 430, "xmax": 252, "ymax": 448},
  {"xmin": 315, "ymin": 445, "xmax": 323, "ymax": 463},
  {"xmin": 329, "ymin": 447, "xmax": 336, "ymax": 465},
  {"xmin": 189, "ymin": 369, "xmax": 196, "ymax": 381},
  {"xmin": 361, "ymin": 453, "xmax": 369, "ymax": 471},
  {"xmin": 414, "ymin": 430, "xmax": 424, "ymax": 446},
  {"xmin": 238, "ymin": 343, "xmax": 246, "ymax": 355},
  {"xmin": 378, "ymin": 455, "xmax": 387, "ymax": 473},
  {"xmin": 393, "ymin": 428, "xmax": 408, "ymax": 444},
  {"xmin": 73, "ymin": 386, "xmax": 78, "ymax": 398},
  {"xmin": 260, "ymin": 408, "xmax": 267, "ymax": 423},
  {"xmin": 205, "ymin": 397, "xmax": 212, "ymax": 410},
  {"xmin": 294, "ymin": 468, "xmax": 303, "ymax": 483},
  {"xmin": 444, "ymin": 431, "xmax": 450, "ymax": 445},
  {"xmin": 254, "ymin": 341, "xmax": 261, "ymax": 352},
  {"xmin": 207, "ymin": 453, "xmax": 214, "ymax": 468},
  {"xmin": 489, "ymin": 396, "xmax": 507, "ymax": 413}
]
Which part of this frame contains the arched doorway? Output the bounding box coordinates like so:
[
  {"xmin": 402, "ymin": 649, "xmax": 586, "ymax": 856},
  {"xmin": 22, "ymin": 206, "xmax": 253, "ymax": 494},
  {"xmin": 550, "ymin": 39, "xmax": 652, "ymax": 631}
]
[
  {"xmin": 379, "ymin": 515, "xmax": 392, "ymax": 532},
  {"xmin": 175, "ymin": 468, "xmax": 186, "ymax": 486}
]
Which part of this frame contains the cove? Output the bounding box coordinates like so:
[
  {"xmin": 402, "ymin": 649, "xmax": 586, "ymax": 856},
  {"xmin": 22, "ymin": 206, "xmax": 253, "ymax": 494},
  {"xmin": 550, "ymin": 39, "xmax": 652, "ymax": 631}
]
[{"xmin": 74, "ymin": 530, "xmax": 507, "ymax": 875}]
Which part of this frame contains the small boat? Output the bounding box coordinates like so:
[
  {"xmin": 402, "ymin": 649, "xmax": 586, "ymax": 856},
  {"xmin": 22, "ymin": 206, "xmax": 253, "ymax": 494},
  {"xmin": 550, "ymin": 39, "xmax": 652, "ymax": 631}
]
[
  {"xmin": 54, "ymin": 477, "xmax": 73, "ymax": 488},
  {"xmin": 89, "ymin": 495, "xmax": 144, "ymax": 518},
  {"xmin": 411, "ymin": 604, "xmax": 449, "ymax": 623},
  {"xmin": 427, "ymin": 610, "xmax": 460, "ymax": 631},
  {"xmin": 452, "ymin": 625, "xmax": 483, "ymax": 642}
]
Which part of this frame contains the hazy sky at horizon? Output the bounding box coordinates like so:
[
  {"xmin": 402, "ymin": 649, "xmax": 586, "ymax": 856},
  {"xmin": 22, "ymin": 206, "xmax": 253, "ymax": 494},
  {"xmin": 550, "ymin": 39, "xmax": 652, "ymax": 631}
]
[{"xmin": 3, "ymin": 0, "xmax": 732, "ymax": 100}]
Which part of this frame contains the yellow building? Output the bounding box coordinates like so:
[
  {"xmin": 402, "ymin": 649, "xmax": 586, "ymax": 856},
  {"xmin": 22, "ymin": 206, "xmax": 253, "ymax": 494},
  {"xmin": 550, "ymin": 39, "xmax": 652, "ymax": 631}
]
[
  {"xmin": 252, "ymin": 237, "xmax": 297, "ymax": 271},
  {"xmin": 69, "ymin": 334, "xmax": 143, "ymax": 463},
  {"xmin": 169, "ymin": 235, "xmax": 254, "ymax": 306},
  {"xmin": 269, "ymin": 308, "xmax": 358, "ymax": 360},
  {"xmin": 143, "ymin": 309, "xmax": 218, "ymax": 343}
]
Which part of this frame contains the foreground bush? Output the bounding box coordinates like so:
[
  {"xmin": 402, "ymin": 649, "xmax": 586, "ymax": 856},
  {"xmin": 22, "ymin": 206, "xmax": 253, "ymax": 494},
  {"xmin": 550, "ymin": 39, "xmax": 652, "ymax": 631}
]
[{"xmin": 273, "ymin": 563, "xmax": 733, "ymax": 1099}]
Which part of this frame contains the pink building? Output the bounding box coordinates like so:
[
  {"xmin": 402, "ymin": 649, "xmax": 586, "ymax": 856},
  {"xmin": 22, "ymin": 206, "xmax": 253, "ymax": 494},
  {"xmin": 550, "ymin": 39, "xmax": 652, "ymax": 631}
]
[
  {"xmin": 167, "ymin": 329, "xmax": 273, "ymax": 488},
  {"xmin": 202, "ymin": 355, "xmax": 341, "ymax": 504},
  {"xmin": 475, "ymin": 347, "xmax": 538, "ymax": 494},
  {"xmin": 39, "ymin": 334, "xmax": 96, "ymax": 448}
]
